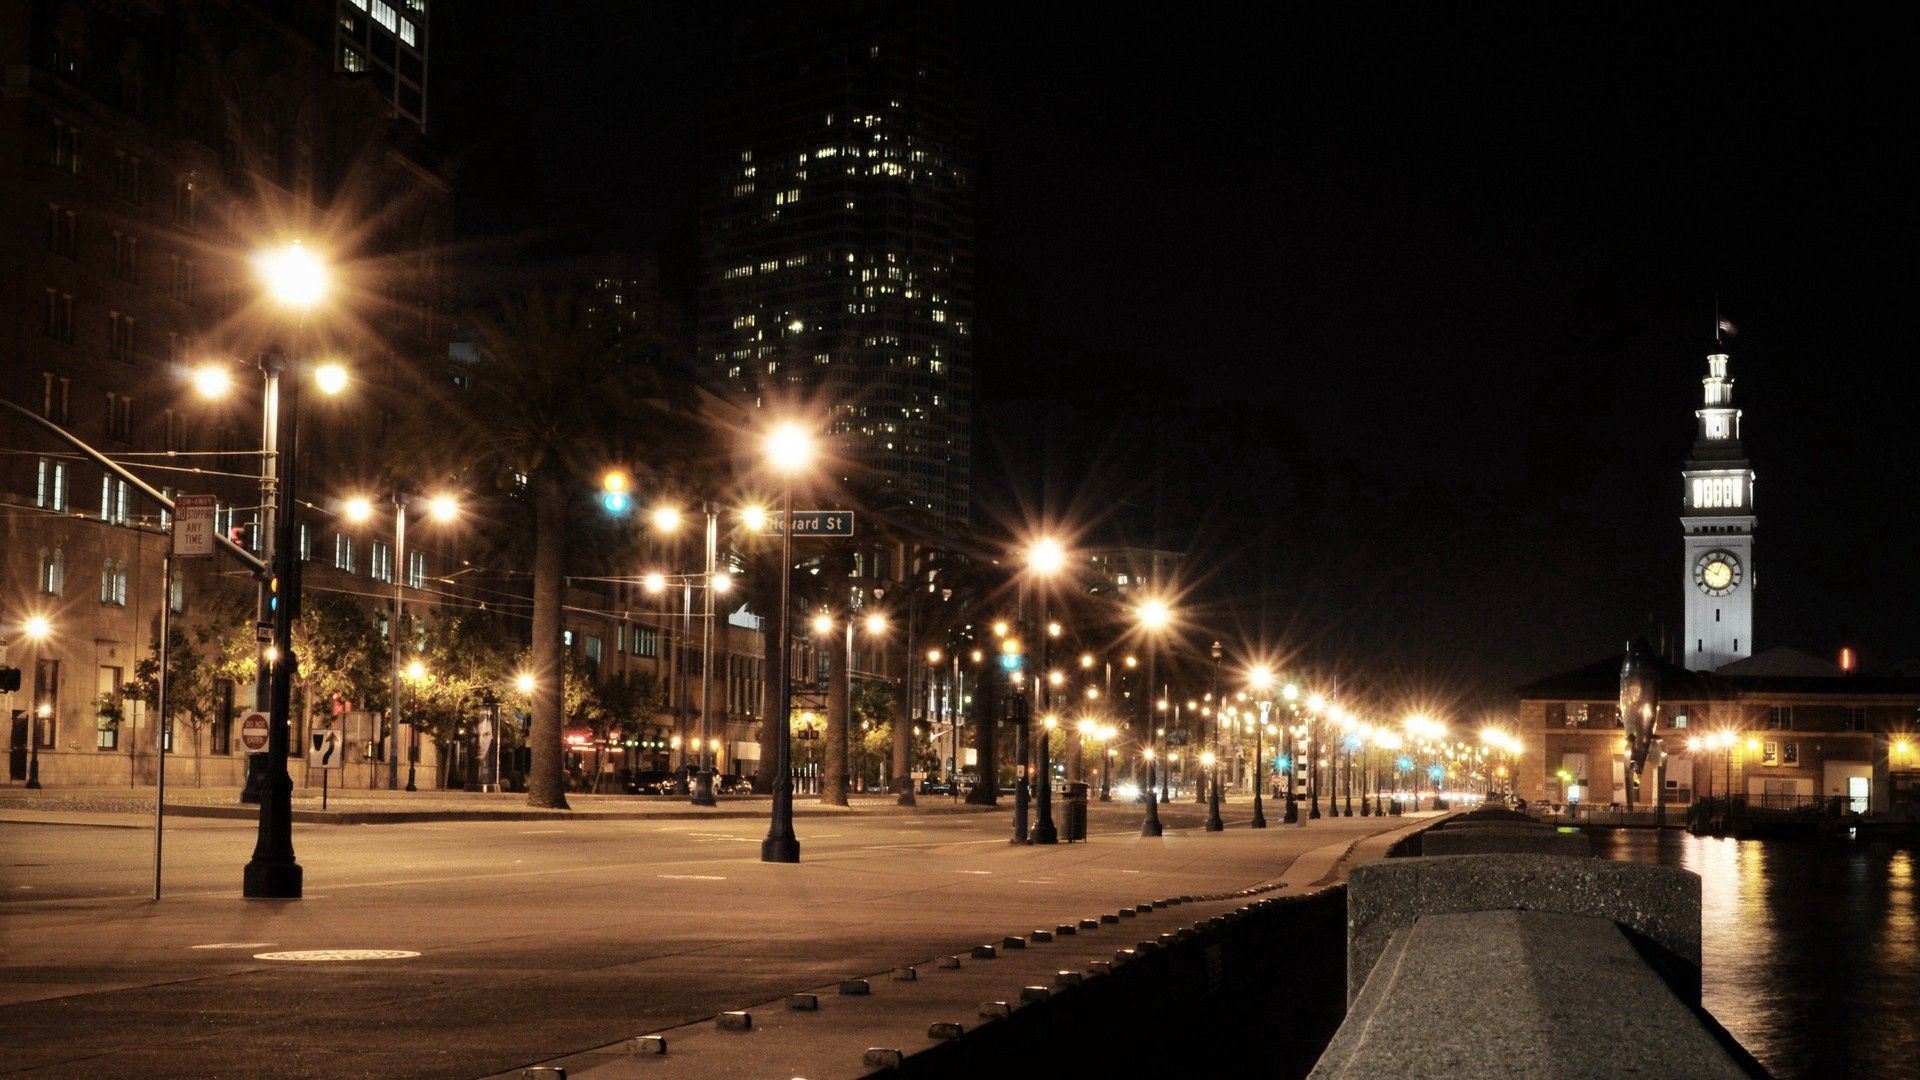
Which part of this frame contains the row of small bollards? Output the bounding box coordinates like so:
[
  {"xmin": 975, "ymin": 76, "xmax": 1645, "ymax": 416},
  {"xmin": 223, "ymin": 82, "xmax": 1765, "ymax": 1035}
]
[{"xmin": 523, "ymin": 882, "xmax": 1298, "ymax": 1079}]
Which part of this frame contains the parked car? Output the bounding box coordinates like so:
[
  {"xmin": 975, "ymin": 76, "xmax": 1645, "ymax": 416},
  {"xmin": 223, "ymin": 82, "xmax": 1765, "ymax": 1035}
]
[{"xmin": 625, "ymin": 770, "xmax": 674, "ymax": 795}]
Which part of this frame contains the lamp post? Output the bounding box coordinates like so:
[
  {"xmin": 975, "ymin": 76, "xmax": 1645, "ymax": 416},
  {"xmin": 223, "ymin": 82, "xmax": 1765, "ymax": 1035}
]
[
  {"xmin": 1248, "ymin": 666, "xmax": 1276, "ymax": 828},
  {"xmin": 401, "ymin": 659, "xmax": 427, "ymax": 790},
  {"xmin": 1136, "ymin": 598, "xmax": 1170, "ymax": 837},
  {"xmin": 1204, "ymin": 643, "xmax": 1225, "ymax": 831},
  {"xmin": 1281, "ymin": 683, "xmax": 1300, "ymax": 823},
  {"xmin": 345, "ymin": 491, "xmax": 457, "ymax": 792},
  {"xmin": 1028, "ymin": 538, "xmax": 1065, "ymax": 844},
  {"xmin": 760, "ymin": 423, "xmax": 813, "ymax": 863},
  {"xmin": 20, "ymin": 616, "xmax": 51, "ymax": 789},
  {"xmin": 241, "ymin": 240, "xmax": 335, "ymax": 900},
  {"xmin": 1306, "ymin": 693, "xmax": 1327, "ymax": 819}
]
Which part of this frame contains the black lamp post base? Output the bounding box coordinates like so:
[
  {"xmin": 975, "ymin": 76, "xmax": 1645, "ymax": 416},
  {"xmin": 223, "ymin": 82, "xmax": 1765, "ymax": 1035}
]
[
  {"xmin": 1205, "ymin": 788, "xmax": 1224, "ymax": 831},
  {"xmin": 1284, "ymin": 801, "xmax": 1299, "ymax": 824},
  {"xmin": 1309, "ymin": 800, "xmax": 1322, "ymax": 819},
  {"xmin": 242, "ymin": 860, "xmax": 303, "ymax": 899},
  {"xmin": 1251, "ymin": 796, "xmax": 1268, "ymax": 828},
  {"xmin": 1140, "ymin": 816, "xmax": 1163, "ymax": 837},
  {"xmin": 1033, "ymin": 823, "xmax": 1058, "ymax": 844},
  {"xmin": 761, "ymin": 836, "xmax": 800, "ymax": 863}
]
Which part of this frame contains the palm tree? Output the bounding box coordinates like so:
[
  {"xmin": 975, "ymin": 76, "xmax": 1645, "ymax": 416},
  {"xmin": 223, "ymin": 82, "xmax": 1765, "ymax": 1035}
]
[{"xmin": 420, "ymin": 288, "xmax": 703, "ymax": 809}]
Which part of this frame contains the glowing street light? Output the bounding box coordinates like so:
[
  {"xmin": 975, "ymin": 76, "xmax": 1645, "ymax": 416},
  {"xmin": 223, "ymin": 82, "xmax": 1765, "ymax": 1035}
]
[
  {"xmin": 255, "ymin": 241, "xmax": 329, "ymax": 310},
  {"xmin": 650, "ymin": 504, "xmax": 683, "ymax": 533},
  {"xmin": 740, "ymin": 504, "xmax": 769, "ymax": 532},
  {"xmin": 765, "ymin": 421, "xmax": 816, "ymax": 474},
  {"xmin": 863, "ymin": 612, "xmax": 888, "ymax": 636},
  {"xmin": 343, "ymin": 496, "xmax": 375, "ymax": 524},
  {"xmin": 642, "ymin": 572, "xmax": 667, "ymax": 594},
  {"xmin": 515, "ymin": 672, "xmax": 537, "ymax": 695},
  {"xmin": 192, "ymin": 364, "xmax": 234, "ymax": 399},
  {"xmin": 1028, "ymin": 537, "xmax": 1067, "ymax": 576},
  {"xmin": 811, "ymin": 612, "xmax": 834, "ymax": 636},
  {"xmin": 312, "ymin": 362, "xmax": 349, "ymax": 396},
  {"xmin": 425, "ymin": 494, "xmax": 459, "ymax": 523}
]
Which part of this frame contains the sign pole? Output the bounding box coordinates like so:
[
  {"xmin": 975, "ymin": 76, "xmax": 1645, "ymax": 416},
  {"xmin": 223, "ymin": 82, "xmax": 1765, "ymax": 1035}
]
[{"xmin": 153, "ymin": 551, "xmax": 172, "ymax": 901}]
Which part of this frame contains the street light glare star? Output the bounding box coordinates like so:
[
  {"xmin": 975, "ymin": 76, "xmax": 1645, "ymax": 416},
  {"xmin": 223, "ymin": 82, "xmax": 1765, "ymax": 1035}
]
[
  {"xmin": 23, "ymin": 615, "xmax": 53, "ymax": 641},
  {"xmin": 765, "ymin": 422, "xmax": 816, "ymax": 474},
  {"xmin": 811, "ymin": 612, "xmax": 834, "ymax": 635},
  {"xmin": 864, "ymin": 613, "xmax": 888, "ymax": 635},
  {"xmin": 1136, "ymin": 598, "xmax": 1171, "ymax": 630},
  {"xmin": 643, "ymin": 572, "xmax": 667, "ymax": 594},
  {"xmin": 515, "ymin": 673, "xmax": 536, "ymax": 694},
  {"xmin": 1028, "ymin": 537, "xmax": 1066, "ymax": 576},
  {"xmin": 343, "ymin": 496, "xmax": 375, "ymax": 523},
  {"xmin": 740, "ymin": 505, "xmax": 769, "ymax": 531},
  {"xmin": 711, "ymin": 571, "xmax": 733, "ymax": 594},
  {"xmin": 426, "ymin": 494, "xmax": 459, "ymax": 522},
  {"xmin": 313, "ymin": 362, "xmax": 349, "ymax": 396},
  {"xmin": 256, "ymin": 240, "xmax": 329, "ymax": 310},
  {"xmin": 650, "ymin": 505, "xmax": 682, "ymax": 533},
  {"xmin": 405, "ymin": 659, "xmax": 428, "ymax": 680},
  {"xmin": 1249, "ymin": 665, "xmax": 1275, "ymax": 691},
  {"xmin": 192, "ymin": 364, "xmax": 233, "ymax": 399}
]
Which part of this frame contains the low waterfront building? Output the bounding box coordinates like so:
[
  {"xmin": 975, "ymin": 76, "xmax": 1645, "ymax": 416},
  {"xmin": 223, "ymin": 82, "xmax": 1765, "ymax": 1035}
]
[{"xmin": 1517, "ymin": 647, "xmax": 1920, "ymax": 816}]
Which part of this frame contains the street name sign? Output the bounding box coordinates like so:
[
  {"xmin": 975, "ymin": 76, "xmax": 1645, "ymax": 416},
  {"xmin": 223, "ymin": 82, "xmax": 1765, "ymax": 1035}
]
[
  {"xmin": 763, "ymin": 510, "xmax": 855, "ymax": 537},
  {"xmin": 307, "ymin": 730, "xmax": 343, "ymax": 770},
  {"xmin": 240, "ymin": 712, "xmax": 271, "ymax": 752},
  {"xmin": 174, "ymin": 494, "xmax": 218, "ymax": 557}
]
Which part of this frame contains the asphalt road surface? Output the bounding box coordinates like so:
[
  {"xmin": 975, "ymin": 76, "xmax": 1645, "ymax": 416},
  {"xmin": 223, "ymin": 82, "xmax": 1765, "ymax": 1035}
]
[{"xmin": 0, "ymin": 799, "xmax": 1408, "ymax": 1078}]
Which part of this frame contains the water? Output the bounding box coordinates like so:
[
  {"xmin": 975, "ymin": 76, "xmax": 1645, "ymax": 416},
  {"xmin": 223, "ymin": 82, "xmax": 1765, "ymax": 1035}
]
[{"xmin": 1589, "ymin": 829, "xmax": 1918, "ymax": 1078}]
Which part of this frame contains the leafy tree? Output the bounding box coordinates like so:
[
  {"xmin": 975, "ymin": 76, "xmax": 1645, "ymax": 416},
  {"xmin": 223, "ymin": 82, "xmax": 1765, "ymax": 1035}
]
[
  {"xmin": 130, "ymin": 592, "xmax": 252, "ymax": 786},
  {"xmin": 408, "ymin": 612, "xmax": 515, "ymax": 785},
  {"xmin": 293, "ymin": 590, "xmax": 390, "ymax": 725}
]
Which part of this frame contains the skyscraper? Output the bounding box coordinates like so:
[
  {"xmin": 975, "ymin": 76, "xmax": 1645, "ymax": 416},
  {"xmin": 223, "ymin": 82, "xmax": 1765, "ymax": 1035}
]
[
  {"xmin": 333, "ymin": 0, "xmax": 432, "ymax": 131},
  {"xmin": 700, "ymin": 0, "xmax": 975, "ymax": 529}
]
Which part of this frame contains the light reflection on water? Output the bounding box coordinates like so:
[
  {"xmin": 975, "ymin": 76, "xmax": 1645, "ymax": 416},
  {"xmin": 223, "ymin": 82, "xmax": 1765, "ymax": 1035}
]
[{"xmin": 1590, "ymin": 829, "xmax": 1918, "ymax": 1079}]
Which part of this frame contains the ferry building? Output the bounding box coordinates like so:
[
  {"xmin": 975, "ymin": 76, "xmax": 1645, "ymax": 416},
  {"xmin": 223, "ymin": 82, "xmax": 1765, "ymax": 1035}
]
[{"xmin": 1517, "ymin": 346, "xmax": 1920, "ymax": 816}]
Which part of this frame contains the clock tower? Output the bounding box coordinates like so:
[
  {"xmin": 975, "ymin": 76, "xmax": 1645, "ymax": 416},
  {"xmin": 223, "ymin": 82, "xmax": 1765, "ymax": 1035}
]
[{"xmin": 1681, "ymin": 347, "xmax": 1755, "ymax": 671}]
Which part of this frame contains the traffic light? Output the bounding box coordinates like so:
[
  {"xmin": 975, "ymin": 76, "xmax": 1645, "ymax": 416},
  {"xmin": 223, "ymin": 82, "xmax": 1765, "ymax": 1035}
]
[{"xmin": 600, "ymin": 469, "xmax": 632, "ymax": 515}]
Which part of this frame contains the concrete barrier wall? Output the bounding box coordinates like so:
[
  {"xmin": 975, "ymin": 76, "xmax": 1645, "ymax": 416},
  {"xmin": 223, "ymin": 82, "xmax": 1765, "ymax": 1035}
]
[{"xmin": 1311, "ymin": 809, "xmax": 1764, "ymax": 1078}]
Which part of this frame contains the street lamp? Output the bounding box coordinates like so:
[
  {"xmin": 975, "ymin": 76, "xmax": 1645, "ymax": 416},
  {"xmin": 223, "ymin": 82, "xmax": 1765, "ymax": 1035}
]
[
  {"xmin": 17, "ymin": 616, "xmax": 53, "ymax": 789},
  {"xmin": 1204, "ymin": 643, "xmax": 1225, "ymax": 830},
  {"xmin": 1027, "ymin": 536, "xmax": 1066, "ymax": 845},
  {"xmin": 1248, "ymin": 665, "xmax": 1277, "ymax": 828},
  {"xmin": 402, "ymin": 659, "xmax": 428, "ymax": 790},
  {"xmin": 761, "ymin": 421, "xmax": 814, "ymax": 864},
  {"xmin": 242, "ymin": 239, "xmax": 337, "ymax": 900},
  {"xmin": 1281, "ymin": 682, "xmax": 1301, "ymax": 823},
  {"xmin": 351, "ymin": 490, "xmax": 460, "ymax": 791},
  {"xmin": 1135, "ymin": 597, "xmax": 1172, "ymax": 837}
]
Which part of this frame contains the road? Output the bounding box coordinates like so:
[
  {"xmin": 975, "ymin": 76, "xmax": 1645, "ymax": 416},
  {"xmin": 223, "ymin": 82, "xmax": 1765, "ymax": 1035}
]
[{"xmin": 0, "ymin": 799, "xmax": 1412, "ymax": 1078}]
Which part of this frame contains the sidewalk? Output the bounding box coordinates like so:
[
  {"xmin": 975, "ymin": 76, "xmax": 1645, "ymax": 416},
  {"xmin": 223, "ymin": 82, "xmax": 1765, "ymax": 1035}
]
[{"xmin": 0, "ymin": 786, "xmax": 997, "ymax": 826}]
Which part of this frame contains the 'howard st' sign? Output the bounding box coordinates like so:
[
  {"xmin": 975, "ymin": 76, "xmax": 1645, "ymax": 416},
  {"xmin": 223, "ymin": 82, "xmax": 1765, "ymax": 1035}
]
[{"xmin": 762, "ymin": 511, "xmax": 855, "ymax": 537}]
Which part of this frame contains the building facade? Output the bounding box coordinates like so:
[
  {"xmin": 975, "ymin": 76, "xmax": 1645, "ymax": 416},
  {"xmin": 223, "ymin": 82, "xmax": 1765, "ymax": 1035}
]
[
  {"xmin": 1516, "ymin": 650, "xmax": 1920, "ymax": 817},
  {"xmin": 2, "ymin": 0, "xmax": 453, "ymax": 788},
  {"xmin": 699, "ymin": 0, "xmax": 976, "ymax": 529}
]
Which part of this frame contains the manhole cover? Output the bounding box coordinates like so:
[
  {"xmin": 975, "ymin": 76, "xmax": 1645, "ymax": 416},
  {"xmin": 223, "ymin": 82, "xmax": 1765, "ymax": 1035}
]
[{"xmin": 254, "ymin": 949, "xmax": 420, "ymax": 962}]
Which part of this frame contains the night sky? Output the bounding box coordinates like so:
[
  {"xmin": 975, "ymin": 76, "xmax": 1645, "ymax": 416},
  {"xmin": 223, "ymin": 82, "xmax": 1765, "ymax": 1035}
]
[{"xmin": 436, "ymin": 4, "xmax": 1920, "ymax": 707}]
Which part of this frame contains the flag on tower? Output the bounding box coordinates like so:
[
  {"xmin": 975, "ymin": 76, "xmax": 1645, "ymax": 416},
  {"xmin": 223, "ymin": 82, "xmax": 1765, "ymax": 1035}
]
[{"xmin": 1716, "ymin": 318, "xmax": 1738, "ymax": 338}]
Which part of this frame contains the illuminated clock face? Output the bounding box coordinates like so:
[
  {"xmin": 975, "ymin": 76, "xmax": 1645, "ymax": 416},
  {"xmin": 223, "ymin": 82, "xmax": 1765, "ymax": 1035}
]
[{"xmin": 1694, "ymin": 550, "xmax": 1741, "ymax": 596}]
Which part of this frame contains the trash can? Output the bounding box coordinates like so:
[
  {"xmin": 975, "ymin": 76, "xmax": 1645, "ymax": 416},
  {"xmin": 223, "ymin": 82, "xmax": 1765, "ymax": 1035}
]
[{"xmin": 1062, "ymin": 781, "xmax": 1090, "ymax": 842}]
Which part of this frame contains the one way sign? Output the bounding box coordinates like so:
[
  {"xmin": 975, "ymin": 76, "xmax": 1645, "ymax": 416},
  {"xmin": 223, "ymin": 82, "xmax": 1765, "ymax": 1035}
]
[{"xmin": 307, "ymin": 730, "xmax": 343, "ymax": 770}]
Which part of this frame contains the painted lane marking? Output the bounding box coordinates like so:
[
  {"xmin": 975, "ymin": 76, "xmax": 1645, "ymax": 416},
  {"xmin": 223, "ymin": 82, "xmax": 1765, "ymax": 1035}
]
[
  {"xmin": 192, "ymin": 942, "xmax": 276, "ymax": 950},
  {"xmin": 657, "ymin": 874, "xmax": 727, "ymax": 881},
  {"xmin": 254, "ymin": 949, "xmax": 419, "ymax": 962}
]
